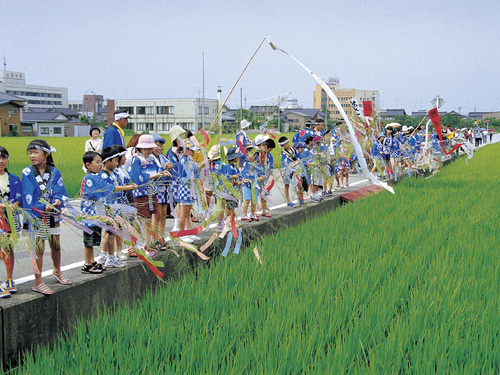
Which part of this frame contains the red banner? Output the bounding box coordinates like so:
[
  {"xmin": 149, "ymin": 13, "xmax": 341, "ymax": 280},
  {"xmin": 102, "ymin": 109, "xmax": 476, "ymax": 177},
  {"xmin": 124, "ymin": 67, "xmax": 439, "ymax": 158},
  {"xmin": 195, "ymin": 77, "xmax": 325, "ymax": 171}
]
[
  {"xmin": 362, "ymin": 101, "xmax": 373, "ymax": 117},
  {"xmin": 428, "ymin": 108, "xmax": 462, "ymax": 155}
]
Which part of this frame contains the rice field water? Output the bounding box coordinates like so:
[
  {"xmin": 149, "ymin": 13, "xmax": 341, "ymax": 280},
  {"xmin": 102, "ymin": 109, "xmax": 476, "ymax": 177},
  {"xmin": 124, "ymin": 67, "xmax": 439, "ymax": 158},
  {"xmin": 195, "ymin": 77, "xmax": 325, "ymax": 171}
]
[{"xmin": 10, "ymin": 144, "xmax": 500, "ymax": 373}]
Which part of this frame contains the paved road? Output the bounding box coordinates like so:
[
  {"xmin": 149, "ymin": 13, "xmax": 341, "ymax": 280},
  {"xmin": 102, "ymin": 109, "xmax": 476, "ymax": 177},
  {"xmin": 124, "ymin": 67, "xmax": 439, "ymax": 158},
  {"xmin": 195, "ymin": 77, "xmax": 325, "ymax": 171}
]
[{"xmin": 5, "ymin": 135, "xmax": 499, "ymax": 285}]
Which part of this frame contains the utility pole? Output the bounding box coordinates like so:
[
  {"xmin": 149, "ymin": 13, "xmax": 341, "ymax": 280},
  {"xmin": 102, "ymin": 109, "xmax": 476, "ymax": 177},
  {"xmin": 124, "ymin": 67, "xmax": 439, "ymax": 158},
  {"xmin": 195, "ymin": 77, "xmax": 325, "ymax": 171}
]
[
  {"xmin": 240, "ymin": 87, "xmax": 243, "ymax": 124},
  {"xmin": 202, "ymin": 52, "xmax": 205, "ymax": 130}
]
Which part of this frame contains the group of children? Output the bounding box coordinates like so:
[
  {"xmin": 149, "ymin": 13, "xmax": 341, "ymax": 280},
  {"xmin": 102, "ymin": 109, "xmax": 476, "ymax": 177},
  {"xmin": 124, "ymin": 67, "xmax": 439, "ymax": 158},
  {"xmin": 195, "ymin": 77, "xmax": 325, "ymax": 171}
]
[{"xmin": 0, "ymin": 115, "xmax": 473, "ymax": 297}]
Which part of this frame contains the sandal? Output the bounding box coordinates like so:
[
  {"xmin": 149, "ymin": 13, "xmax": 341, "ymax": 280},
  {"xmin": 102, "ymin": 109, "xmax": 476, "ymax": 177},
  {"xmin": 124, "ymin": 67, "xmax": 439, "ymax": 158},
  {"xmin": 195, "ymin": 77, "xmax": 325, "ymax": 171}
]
[
  {"xmin": 262, "ymin": 213, "xmax": 272, "ymax": 217},
  {"xmin": 32, "ymin": 283, "xmax": 53, "ymax": 295},
  {"xmin": 128, "ymin": 248, "xmax": 138, "ymax": 257},
  {"xmin": 81, "ymin": 264, "xmax": 104, "ymax": 274},
  {"xmin": 52, "ymin": 274, "xmax": 72, "ymax": 285}
]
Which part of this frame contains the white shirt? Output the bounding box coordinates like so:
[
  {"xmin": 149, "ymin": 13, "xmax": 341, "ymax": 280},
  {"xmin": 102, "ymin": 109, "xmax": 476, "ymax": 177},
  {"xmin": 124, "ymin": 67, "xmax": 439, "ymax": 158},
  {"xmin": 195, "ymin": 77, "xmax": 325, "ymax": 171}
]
[{"xmin": 85, "ymin": 138, "xmax": 103, "ymax": 153}]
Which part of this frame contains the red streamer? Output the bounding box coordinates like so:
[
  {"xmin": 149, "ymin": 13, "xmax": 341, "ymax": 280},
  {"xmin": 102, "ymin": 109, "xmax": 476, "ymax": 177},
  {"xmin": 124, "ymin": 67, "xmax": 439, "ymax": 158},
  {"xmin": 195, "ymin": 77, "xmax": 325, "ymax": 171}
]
[
  {"xmin": 236, "ymin": 140, "xmax": 247, "ymax": 156},
  {"xmin": 137, "ymin": 253, "xmax": 164, "ymax": 279},
  {"xmin": 199, "ymin": 129, "xmax": 210, "ymax": 147},
  {"xmin": 169, "ymin": 224, "xmax": 204, "ymax": 238},
  {"xmin": 231, "ymin": 213, "xmax": 238, "ymax": 239}
]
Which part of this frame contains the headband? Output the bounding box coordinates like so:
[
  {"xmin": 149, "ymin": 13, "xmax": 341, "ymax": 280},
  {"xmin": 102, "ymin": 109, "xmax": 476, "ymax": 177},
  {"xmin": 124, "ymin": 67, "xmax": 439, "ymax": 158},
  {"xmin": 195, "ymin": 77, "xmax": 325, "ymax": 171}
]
[
  {"xmin": 102, "ymin": 150, "xmax": 127, "ymax": 163},
  {"xmin": 28, "ymin": 144, "xmax": 56, "ymax": 154},
  {"xmin": 278, "ymin": 139, "xmax": 289, "ymax": 146}
]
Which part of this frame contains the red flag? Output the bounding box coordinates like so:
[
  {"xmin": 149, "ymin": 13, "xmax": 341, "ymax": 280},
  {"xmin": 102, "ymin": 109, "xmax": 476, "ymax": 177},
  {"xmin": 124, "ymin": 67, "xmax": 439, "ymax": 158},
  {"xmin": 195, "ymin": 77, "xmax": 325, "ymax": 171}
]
[
  {"xmin": 428, "ymin": 108, "xmax": 462, "ymax": 155},
  {"xmin": 362, "ymin": 101, "xmax": 373, "ymax": 117}
]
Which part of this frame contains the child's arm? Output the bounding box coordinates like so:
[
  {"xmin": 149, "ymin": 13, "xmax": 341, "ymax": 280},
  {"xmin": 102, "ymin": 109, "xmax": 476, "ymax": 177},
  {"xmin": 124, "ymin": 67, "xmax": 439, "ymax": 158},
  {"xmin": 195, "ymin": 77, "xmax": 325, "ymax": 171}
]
[{"xmin": 114, "ymin": 183, "xmax": 138, "ymax": 192}]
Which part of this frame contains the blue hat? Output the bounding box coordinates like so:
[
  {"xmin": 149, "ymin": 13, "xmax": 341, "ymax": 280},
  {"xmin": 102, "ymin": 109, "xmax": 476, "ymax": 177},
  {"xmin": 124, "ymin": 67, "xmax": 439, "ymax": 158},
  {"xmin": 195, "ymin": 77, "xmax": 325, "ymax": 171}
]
[
  {"xmin": 226, "ymin": 147, "xmax": 240, "ymax": 161},
  {"xmin": 152, "ymin": 133, "xmax": 166, "ymax": 144},
  {"xmin": 294, "ymin": 142, "xmax": 306, "ymax": 149},
  {"xmin": 378, "ymin": 133, "xmax": 385, "ymax": 139}
]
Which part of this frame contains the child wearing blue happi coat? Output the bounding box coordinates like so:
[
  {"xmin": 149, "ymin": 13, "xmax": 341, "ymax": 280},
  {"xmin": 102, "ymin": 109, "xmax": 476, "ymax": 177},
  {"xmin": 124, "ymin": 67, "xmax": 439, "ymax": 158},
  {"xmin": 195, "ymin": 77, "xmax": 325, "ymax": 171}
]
[{"xmin": 22, "ymin": 139, "xmax": 72, "ymax": 295}]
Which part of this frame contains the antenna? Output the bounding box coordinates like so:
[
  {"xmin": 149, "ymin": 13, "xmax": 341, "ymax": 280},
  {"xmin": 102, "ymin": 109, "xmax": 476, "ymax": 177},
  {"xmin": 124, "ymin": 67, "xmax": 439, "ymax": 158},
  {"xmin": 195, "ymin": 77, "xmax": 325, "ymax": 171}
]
[{"xmin": 3, "ymin": 57, "xmax": 6, "ymax": 71}]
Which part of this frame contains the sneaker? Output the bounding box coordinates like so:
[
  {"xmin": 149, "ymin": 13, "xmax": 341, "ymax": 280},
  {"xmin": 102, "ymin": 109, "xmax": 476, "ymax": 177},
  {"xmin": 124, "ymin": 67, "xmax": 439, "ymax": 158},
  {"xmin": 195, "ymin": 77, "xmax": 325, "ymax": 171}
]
[
  {"xmin": 95, "ymin": 251, "xmax": 108, "ymax": 264},
  {"xmin": 0, "ymin": 285, "xmax": 11, "ymax": 299},
  {"xmin": 171, "ymin": 219, "xmax": 179, "ymax": 232},
  {"xmin": 105, "ymin": 255, "xmax": 126, "ymax": 268},
  {"xmin": 298, "ymin": 198, "xmax": 305, "ymax": 206},
  {"xmin": 179, "ymin": 236, "xmax": 194, "ymax": 244},
  {"xmin": 250, "ymin": 214, "xmax": 259, "ymax": 221},
  {"xmin": 287, "ymin": 202, "xmax": 296, "ymax": 208},
  {"xmin": 241, "ymin": 215, "xmax": 252, "ymax": 222},
  {"xmin": 1, "ymin": 279, "xmax": 17, "ymax": 293},
  {"xmin": 311, "ymin": 194, "xmax": 322, "ymax": 202},
  {"xmin": 190, "ymin": 235, "xmax": 201, "ymax": 241}
]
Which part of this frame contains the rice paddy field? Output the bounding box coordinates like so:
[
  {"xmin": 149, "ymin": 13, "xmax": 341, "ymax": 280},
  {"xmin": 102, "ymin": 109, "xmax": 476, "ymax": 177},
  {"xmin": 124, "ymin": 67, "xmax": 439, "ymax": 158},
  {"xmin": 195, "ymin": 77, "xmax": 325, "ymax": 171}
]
[
  {"xmin": 10, "ymin": 144, "xmax": 500, "ymax": 373},
  {"xmin": 0, "ymin": 133, "xmax": 291, "ymax": 197}
]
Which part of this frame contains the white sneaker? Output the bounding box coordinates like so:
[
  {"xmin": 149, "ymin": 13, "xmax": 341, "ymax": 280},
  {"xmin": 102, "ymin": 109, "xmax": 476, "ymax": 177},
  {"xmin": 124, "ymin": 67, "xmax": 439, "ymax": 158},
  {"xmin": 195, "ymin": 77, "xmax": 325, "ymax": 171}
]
[
  {"xmin": 171, "ymin": 219, "xmax": 179, "ymax": 232},
  {"xmin": 179, "ymin": 236, "xmax": 193, "ymax": 244},
  {"xmin": 190, "ymin": 235, "xmax": 201, "ymax": 241},
  {"xmin": 95, "ymin": 251, "xmax": 108, "ymax": 264},
  {"xmin": 105, "ymin": 255, "xmax": 126, "ymax": 268}
]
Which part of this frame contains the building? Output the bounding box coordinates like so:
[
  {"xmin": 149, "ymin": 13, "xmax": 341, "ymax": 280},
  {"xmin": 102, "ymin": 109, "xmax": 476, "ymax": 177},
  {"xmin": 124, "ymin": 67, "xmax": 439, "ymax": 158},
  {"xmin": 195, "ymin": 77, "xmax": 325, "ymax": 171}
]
[
  {"xmin": 313, "ymin": 77, "xmax": 380, "ymax": 121},
  {"xmin": 0, "ymin": 92, "xmax": 27, "ymax": 136},
  {"xmin": 106, "ymin": 98, "xmax": 219, "ymax": 134},
  {"xmin": 69, "ymin": 94, "xmax": 105, "ymax": 116},
  {"xmin": 380, "ymin": 109, "xmax": 406, "ymax": 121},
  {"xmin": 21, "ymin": 111, "xmax": 70, "ymax": 137},
  {"xmin": 0, "ymin": 70, "xmax": 68, "ymax": 110},
  {"xmin": 281, "ymin": 108, "xmax": 326, "ymax": 131}
]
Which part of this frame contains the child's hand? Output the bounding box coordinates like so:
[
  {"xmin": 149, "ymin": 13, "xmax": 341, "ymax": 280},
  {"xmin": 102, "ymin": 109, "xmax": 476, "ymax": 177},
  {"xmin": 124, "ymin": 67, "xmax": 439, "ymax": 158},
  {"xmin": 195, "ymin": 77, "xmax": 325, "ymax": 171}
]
[
  {"xmin": 127, "ymin": 183, "xmax": 138, "ymax": 191},
  {"xmin": 0, "ymin": 203, "xmax": 6, "ymax": 210},
  {"xmin": 164, "ymin": 161, "xmax": 173, "ymax": 170},
  {"xmin": 53, "ymin": 199, "xmax": 61, "ymax": 207}
]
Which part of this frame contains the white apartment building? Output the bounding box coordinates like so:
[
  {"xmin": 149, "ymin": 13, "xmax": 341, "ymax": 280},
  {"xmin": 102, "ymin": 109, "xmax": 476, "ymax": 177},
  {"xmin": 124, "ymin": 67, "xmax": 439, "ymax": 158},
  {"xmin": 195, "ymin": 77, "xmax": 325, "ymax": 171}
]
[
  {"xmin": 109, "ymin": 98, "xmax": 220, "ymax": 134},
  {"xmin": 0, "ymin": 70, "xmax": 68, "ymax": 110}
]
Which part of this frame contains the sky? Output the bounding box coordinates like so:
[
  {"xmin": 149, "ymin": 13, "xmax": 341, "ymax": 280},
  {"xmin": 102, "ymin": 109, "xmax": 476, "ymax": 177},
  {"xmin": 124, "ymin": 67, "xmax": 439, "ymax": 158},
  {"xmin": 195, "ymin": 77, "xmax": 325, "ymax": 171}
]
[{"xmin": 2, "ymin": 0, "xmax": 499, "ymax": 114}]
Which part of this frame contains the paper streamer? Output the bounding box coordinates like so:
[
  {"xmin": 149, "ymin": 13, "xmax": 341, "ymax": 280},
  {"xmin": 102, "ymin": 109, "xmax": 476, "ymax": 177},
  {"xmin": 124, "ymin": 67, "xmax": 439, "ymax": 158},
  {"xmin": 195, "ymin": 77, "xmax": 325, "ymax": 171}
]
[
  {"xmin": 219, "ymin": 174, "xmax": 242, "ymax": 200},
  {"xmin": 177, "ymin": 241, "xmax": 210, "ymax": 260},
  {"xmin": 221, "ymin": 232, "xmax": 233, "ymax": 257},
  {"xmin": 200, "ymin": 232, "xmax": 218, "ymax": 252},
  {"xmin": 136, "ymin": 252, "xmax": 164, "ymax": 278},
  {"xmin": 233, "ymin": 229, "xmax": 242, "ymax": 255},
  {"xmin": 199, "ymin": 129, "xmax": 210, "ymax": 147},
  {"xmin": 170, "ymin": 224, "xmax": 204, "ymax": 238},
  {"xmin": 252, "ymin": 247, "xmax": 263, "ymax": 265},
  {"xmin": 231, "ymin": 213, "xmax": 238, "ymax": 239},
  {"xmin": 236, "ymin": 140, "xmax": 247, "ymax": 156}
]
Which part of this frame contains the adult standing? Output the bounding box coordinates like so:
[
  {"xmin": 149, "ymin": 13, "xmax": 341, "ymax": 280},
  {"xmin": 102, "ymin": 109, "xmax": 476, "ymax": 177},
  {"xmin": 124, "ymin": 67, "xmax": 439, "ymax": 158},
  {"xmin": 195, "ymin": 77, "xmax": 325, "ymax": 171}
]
[
  {"xmin": 84, "ymin": 125, "xmax": 103, "ymax": 153},
  {"xmin": 103, "ymin": 110, "xmax": 130, "ymax": 149}
]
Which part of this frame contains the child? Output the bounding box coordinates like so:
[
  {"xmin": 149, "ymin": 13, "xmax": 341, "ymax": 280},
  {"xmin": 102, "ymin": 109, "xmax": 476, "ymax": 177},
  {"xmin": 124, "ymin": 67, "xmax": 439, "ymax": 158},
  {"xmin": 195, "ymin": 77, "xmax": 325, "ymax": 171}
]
[
  {"xmin": 258, "ymin": 138, "xmax": 276, "ymax": 217},
  {"xmin": 114, "ymin": 145, "xmax": 134, "ymax": 206},
  {"xmin": 0, "ymin": 147, "xmax": 22, "ymax": 297},
  {"xmin": 165, "ymin": 137, "xmax": 183, "ymax": 231},
  {"xmin": 279, "ymin": 136, "xmax": 300, "ymax": 207},
  {"xmin": 130, "ymin": 135, "xmax": 170, "ymax": 248},
  {"xmin": 22, "ymin": 139, "xmax": 71, "ymax": 295},
  {"xmin": 177, "ymin": 140, "xmax": 201, "ymax": 243},
  {"xmin": 309, "ymin": 136, "xmax": 325, "ymax": 202},
  {"xmin": 96, "ymin": 147, "xmax": 138, "ymax": 267},
  {"xmin": 241, "ymin": 144, "xmax": 264, "ymax": 221},
  {"xmin": 151, "ymin": 134, "xmax": 173, "ymax": 239},
  {"xmin": 294, "ymin": 142, "xmax": 309, "ymax": 205},
  {"xmin": 222, "ymin": 147, "xmax": 242, "ymax": 224},
  {"xmin": 80, "ymin": 151, "xmax": 106, "ymax": 274}
]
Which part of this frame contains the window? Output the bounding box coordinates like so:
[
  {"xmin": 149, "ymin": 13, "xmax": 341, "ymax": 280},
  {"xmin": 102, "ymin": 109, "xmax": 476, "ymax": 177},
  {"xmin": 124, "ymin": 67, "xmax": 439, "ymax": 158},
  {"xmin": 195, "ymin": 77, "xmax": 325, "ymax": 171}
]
[
  {"xmin": 177, "ymin": 122, "xmax": 194, "ymax": 132},
  {"xmin": 156, "ymin": 106, "xmax": 174, "ymax": 115},
  {"xmin": 8, "ymin": 108, "xmax": 18, "ymax": 115},
  {"xmin": 136, "ymin": 123, "xmax": 154, "ymax": 131},
  {"xmin": 157, "ymin": 122, "xmax": 174, "ymax": 131},
  {"xmin": 117, "ymin": 106, "xmax": 134, "ymax": 115},
  {"xmin": 22, "ymin": 126, "xmax": 32, "ymax": 133},
  {"xmin": 40, "ymin": 127, "xmax": 50, "ymax": 135},
  {"xmin": 198, "ymin": 106, "xmax": 209, "ymax": 115},
  {"xmin": 136, "ymin": 106, "xmax": 154, "ymax": 115},
  {"xmin": 53, "ymin": 127, "xmax": 62, "ymax": 135}
]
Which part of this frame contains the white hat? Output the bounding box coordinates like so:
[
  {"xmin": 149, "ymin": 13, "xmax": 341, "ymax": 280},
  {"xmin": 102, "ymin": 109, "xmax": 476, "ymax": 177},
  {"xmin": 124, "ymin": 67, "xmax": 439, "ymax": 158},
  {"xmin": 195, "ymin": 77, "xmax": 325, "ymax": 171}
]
[
  {"xmin": 254, "ymin": 134, "xmax": 269, "ymax": 146},
  {"xmin": 402, "ymin": 125, "xmax": 409, "ymax": 132},
  {"xmin": 136, "ymin": 134, "xmax": 157, "ymax": 149},
  {"xmin": 240, "ymin": 119, "xmax": 251, "ymax": 129},
  {"xmin": 114, "ymin": 112, "xmax": 131, "ymax": 121}
]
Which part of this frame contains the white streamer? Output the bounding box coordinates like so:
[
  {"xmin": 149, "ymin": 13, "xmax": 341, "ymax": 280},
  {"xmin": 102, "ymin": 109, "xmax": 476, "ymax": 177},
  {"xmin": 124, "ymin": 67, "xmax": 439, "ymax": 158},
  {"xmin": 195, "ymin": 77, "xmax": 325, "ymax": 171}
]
[{"xmin": 268, "ymin": 39, "xmax": 395, "ymax": 194}]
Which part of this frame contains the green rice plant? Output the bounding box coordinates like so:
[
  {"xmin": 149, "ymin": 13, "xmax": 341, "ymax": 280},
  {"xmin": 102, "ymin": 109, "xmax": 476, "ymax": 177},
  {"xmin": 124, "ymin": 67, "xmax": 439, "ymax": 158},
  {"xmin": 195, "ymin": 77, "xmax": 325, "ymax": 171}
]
[{"xmin": 11, "ymin": 144, "xmax": 499, "ymax": 374}]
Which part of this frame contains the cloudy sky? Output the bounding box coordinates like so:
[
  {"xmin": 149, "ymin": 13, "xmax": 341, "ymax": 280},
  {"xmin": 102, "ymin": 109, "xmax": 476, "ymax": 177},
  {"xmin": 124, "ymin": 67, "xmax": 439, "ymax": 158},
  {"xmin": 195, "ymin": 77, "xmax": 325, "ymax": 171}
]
[{"xmin": 2, "ymin": 0, "xmax": 498, "ymax": 114}]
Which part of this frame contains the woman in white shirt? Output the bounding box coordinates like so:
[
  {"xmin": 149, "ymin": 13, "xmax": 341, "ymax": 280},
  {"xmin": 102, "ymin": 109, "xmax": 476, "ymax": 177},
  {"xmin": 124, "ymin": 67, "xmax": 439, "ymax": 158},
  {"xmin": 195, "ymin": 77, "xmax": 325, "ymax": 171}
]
[{"xmin": 84, "ymin": 125, "xmax": 103, "ymax": 153}]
